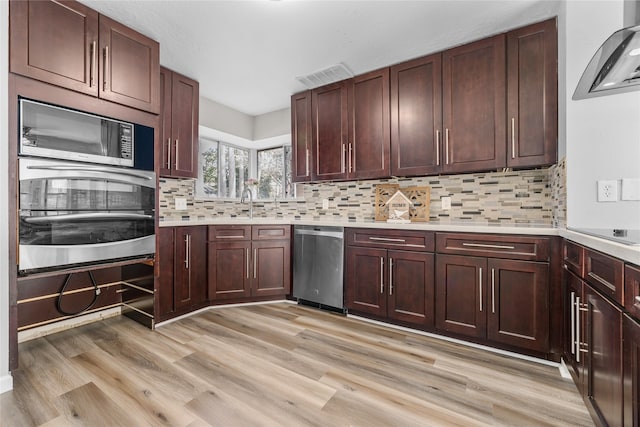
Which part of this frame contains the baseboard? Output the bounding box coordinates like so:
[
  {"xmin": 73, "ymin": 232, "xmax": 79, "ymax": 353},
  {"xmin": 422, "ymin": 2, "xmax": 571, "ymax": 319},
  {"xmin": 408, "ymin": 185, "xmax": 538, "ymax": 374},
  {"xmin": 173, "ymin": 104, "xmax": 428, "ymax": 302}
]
[
  {"xmin": 559, "ymin": 358, "xmax": 572, "ymax": 379},
  {"xmin": 0, "ymin": 373, "xmax": 13, "ymax": 394}
]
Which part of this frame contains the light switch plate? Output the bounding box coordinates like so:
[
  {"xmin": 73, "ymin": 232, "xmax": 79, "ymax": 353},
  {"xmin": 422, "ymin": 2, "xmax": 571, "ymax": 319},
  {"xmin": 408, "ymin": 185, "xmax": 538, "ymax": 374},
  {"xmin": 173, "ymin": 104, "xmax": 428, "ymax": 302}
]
[
  {"xmin": 597, "ymin": 180, "xmax": 618, "ymax": 202},
  {"xmin": 322, "ymin": 199, "xmax": 329, "ymax": 209},
  {"xmin": 175, "ymin": 197, "xmax": 187, "ymax": 210},
  {"xmin": 622, "ymin": 178, "xmax": 640, "ymax": 201},
  {"xmin": 441, "ymin": 196, "xmax": 452, "ymax": 210}
]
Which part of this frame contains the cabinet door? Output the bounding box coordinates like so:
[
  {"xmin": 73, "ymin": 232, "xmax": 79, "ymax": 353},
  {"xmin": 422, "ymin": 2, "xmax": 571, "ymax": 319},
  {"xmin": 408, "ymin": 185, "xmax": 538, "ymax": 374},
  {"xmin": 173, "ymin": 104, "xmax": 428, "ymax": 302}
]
[
  {"xmin": 442, "ymin": 35, "xmax": 506, "ymax": 174},
  {"xmin": 387, "ymin": 250, "xmax": 434, "ymax": 327},
  {"xmin": 174, "ymin": 227, "xmax": 207, "ymax": 310},
  {"xmin": 624, "ymin": 314, "xmax": 640, "ymax": 427},
  {"xmin": 346, "ymin": 246, "xmax": 387, "ymax": 317},
  {"xmin": 487, "ymin": 259, "xmax": 549, "ymax": 352},
  {"xmin": 157, "ymin": 227, "xmax": 175, "ymax": 319},
  {"xmin": 506, "ymin": 18, "xmax": 557, "ymax": 168},
  {"xmin": 208, "ymin": 241, "xmax": 251, "ymax": 300},
  {"xmin": 252, "ymin": 240, "xmax": 291, "ymax": 297},
  {"xmin": 584, "ymin": 285, "xmax": 623, "ymax": 427},
  {"xmin": 390, "ymin": 53, "xmax": 442, "ymax": 177},
  {"xmin": 9, "ymin": 0, "xmax": 99, "ymax": 96},
  {"xmin": 159, "ymin": 67, "xmax": 173, "ymax": 177},
  {"xmin": 435, "ymin": 254, "xmax": 487, "ymax": 339},
  {"xmin": 171, "ymin": 72, "xmax": 199, "ymax": 178},
  {"xmin": 98, "ymin": 14, "xmax": 160, "ymax": 113},
  {"xmin": 348, "ymin": 68, "xmax": 390, "ymax": 180},
  {"xmin": 291, "ymin": 91, "xmax": 312, "ymax": 182},
  {"xmin": 564, "ymin": 270, "xmax": 584, "ymax": 391},
  {"xmin": 312, "ymin": 82, "xmax": 348, "ymax": 181}
]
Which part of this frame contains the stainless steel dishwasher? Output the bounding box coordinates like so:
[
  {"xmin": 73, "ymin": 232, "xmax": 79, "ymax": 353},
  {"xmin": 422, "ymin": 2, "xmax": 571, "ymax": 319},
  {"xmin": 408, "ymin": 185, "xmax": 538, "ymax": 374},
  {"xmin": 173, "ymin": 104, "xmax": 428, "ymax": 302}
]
[{"xmin": 293, "ymin": 225, "xmax": 344, "ymax": 311}]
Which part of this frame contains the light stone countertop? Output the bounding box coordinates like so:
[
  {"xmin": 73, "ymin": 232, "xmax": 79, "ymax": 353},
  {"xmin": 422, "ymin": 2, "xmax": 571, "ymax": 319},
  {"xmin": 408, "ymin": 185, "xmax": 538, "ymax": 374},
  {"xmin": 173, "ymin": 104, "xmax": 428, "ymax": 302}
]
[{"xmin": 159, "ymin": 218, "xmax": 640, "ymax": 265}]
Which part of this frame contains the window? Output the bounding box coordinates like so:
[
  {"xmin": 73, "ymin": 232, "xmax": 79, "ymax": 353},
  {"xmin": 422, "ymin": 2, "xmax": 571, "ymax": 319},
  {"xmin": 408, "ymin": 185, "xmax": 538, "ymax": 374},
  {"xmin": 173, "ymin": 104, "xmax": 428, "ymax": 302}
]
[
  {"xmin": 197, "ymin": 139, "xmax": 249, "ymax": 198},
  {"xmin": 257, "ymin": 146, "xmax": 293, "ymax": 199}
]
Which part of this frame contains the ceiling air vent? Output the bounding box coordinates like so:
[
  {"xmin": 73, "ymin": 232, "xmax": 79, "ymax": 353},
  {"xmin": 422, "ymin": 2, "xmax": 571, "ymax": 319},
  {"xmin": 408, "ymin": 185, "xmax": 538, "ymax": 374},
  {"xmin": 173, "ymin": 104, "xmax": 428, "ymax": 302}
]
[{"xmin": 296, "ymin": 63, "xmax": 354, "ymax": 89}]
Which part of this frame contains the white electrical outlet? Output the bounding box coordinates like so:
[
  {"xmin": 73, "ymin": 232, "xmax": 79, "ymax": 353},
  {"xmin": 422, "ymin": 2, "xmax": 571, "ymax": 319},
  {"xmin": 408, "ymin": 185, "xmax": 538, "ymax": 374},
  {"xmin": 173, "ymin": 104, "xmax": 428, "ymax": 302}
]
[
  {"xmin": 322, "ymin": 199, "xmax": 329, "ymax": 209},
  {"xmin": 441, "ymin": 196, "xmax": 452, "ymax": 210},
  {"xmin": 175, "ymin": 197, "xmax": 187, "ymax": 210},
  {"xmin": 622, "ymin": 178, "xmax": 640, "ymax": 201},
  {"xmin": 597, "ymin": 180, "xmax": 618, "ymax": 202}
]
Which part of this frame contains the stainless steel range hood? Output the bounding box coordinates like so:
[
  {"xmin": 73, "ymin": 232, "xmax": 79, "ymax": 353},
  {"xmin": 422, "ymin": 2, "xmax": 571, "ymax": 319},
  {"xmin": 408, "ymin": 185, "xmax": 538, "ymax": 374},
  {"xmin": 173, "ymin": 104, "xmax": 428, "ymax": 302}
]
[{"xmin": 573, "ymin": 1, "xmax": 640, "ymax": 100}]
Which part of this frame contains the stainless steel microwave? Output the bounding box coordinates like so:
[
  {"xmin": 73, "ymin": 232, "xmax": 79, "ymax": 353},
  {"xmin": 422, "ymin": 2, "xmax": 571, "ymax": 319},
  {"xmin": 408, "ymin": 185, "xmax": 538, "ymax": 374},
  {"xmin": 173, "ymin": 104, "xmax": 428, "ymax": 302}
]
[{"xmin": 20, "ymin": 99, "xmax": 135, "ymax": 168}]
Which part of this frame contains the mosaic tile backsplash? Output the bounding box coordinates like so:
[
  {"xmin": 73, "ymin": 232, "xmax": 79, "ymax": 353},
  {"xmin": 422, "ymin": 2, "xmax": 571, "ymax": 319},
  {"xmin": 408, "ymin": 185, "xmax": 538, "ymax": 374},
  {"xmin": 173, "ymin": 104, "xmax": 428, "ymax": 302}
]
[{"xmin": 160, "ymin": 164, "xmax": 567, "ymax": 226}]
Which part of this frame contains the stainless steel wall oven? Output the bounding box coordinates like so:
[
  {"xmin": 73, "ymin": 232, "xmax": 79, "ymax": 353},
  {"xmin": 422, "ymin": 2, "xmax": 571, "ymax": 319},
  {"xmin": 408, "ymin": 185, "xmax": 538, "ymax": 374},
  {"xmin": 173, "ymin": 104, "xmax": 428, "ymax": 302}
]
[{"xmin": 18, "ymin": 158, "xmax": 155, "ymax": 274}]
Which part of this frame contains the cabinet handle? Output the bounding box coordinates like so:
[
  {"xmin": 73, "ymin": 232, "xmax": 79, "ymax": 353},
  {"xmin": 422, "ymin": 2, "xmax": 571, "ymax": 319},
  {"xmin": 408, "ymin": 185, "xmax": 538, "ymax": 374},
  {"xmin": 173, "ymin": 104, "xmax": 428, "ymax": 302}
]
[
  {"xmin": 246, "ymin": 248, "xmax": 250, "ymax": 279},
  {"xmin": 348, "ymin": 143, "xmax": 353, "ymax": 173},
  {"xmin": 570, "ymin": 291, "xmax": 576, "ymax": 355},
  {"xmin": 166, "ymin": 138, "xmax": 172, "ymax": 170},
  {"xmin": 575, "ymin": 295, "xmax": 581, "ymax": 363},
  {"xmin": 479, "ymin": 267, "xmax": 483, "ymax": 312},
  {"xmin": 511, "ymin": 117, "xmax": 516, "ymax": 159},
  {"xmin": 491, "ymin": 268, "xmax": 495, "ymax": 314},
  {"xmin": 175, "ymin": 139, "xmax": 179, "ymax": 169},
  {"xmin": 253, "ymin": 248, "xmax": 257, "ymax": 279},
  {"xmin": 90, "ymin": 41, "xmax": 97, "ymax": 87},
  {"xmin": 462, "ymin": 242, "xmax": 516, "ymax": 250},
  {"xmin": 184, "ymin": 234, "xmax": 190, "ymax": 269},
  {"xmin": 217, "ymin": 235, "xmax": 246, "ymax": 239},
  {"xmin": 435, "ymin": 130, "xmax": 440, "ymax": 166},
  {"xmin": 369, "ymin": 237, "xmax": 406, "ymax": 243},
  {"xmin": 445, "ymin": 128, "xmax": 450, "ymax": 165},
  {"xmin": 103, "ymin": 45, "xmax": 109, "ymax": 91},
  {"xmin": 380, "ymin": 257, "xmax": 384, "ymax": 294},
  {"xmin": 305, "ymin": 148, "xmax": 310, "ymax": 177},
  {"xmin": 389, "ymin": 258, "xmax": 393, "ymax": 296},
  {"xmin": 342, "ymin": 143, "xmax": 346, "ymax": 173}
]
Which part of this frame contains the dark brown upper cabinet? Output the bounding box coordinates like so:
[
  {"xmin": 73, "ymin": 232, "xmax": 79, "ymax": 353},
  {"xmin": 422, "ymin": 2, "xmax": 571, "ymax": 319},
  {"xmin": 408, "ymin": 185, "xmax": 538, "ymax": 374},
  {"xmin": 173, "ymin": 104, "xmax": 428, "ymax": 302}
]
[
  {"xmin": 311, "ymin": 81, "xmax": 349, "ymax": 181},
  {"xmin": 442, "ymin": 34, "xmax": 506, "ymax": 174},
  {"xmin": 348, "ymin": 68, "xmax": 390, "ymax": 180},
  {"xmin": 506, "ymin": 18, "xmax": 557, "ymax": 168},
  {"xmin": 390, "ymin": 53, "xmax": 442, "ymax": 177},
  {"xmin": 10, "ymin": 0, "xmax": 160, "ymax": 114},
  {"xmin": 160, "ymin": 67, "xmax": 199, "ymax": 178},
  {"xmin": 291, "ymin": 91, "xmax": 312, "ymax": 182}
]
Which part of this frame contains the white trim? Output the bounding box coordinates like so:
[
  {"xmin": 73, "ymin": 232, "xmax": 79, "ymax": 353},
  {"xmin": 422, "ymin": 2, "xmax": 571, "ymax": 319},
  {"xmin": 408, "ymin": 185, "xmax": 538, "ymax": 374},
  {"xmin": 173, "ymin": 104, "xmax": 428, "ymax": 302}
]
[
  {"xmin": 17, "ymin": 307, "xmax": 121, "ymax": 343},
  {"xmin": 559, "ymin": 358, "xmax": 572, "ymax": 379},
  {"xmin": 0, "ymin": 374, "xmax": 13, "ymax": 395},
  {"xmin": 347, "ymin": 313, "xmax": 560, "ymax": 368}
]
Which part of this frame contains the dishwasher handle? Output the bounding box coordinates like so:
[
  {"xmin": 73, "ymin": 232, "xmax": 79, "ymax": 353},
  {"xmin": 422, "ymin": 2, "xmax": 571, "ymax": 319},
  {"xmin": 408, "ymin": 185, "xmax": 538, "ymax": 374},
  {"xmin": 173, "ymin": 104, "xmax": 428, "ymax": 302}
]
[{"xmin": 294, "ymin": 228, "xmax": 344, "ymax": 239}]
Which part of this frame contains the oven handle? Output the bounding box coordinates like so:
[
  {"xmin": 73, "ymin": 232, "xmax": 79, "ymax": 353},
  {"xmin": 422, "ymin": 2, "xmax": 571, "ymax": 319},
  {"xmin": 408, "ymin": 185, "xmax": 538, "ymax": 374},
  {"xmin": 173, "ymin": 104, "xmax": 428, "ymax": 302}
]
[
  {"xmin": 22, "ymin": 212, "xmax": 154, "ymax": 224},
  {"xmin": 26, "ymin": 165, "xmax": 154, "ymax": 181}
]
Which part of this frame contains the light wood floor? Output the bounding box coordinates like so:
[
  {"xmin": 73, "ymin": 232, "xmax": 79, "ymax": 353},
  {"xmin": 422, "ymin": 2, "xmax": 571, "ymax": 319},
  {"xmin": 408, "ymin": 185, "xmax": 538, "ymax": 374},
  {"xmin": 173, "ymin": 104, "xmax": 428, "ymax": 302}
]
[{"xmin": 2, "ymin": 302, "xmax": 593, "ymax": 426}]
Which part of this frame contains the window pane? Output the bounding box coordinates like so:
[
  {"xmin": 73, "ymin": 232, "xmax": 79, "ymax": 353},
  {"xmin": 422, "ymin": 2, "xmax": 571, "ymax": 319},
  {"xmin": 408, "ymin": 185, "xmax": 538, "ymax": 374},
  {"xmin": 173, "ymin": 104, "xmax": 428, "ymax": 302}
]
[
  {"xmin": 257, "ymin": 147, "xmax": 284, "ymax": 199},
  {"xmin": 219, "ymin": 144, "xmax": 249, "ymax": 198},
  {"xmin": 284, "ymin": 145, "xmax": 293, "ymax": 197},
  {"xmin": 199, "ymin": 139, "xmax": 218, "ymax": 197}
]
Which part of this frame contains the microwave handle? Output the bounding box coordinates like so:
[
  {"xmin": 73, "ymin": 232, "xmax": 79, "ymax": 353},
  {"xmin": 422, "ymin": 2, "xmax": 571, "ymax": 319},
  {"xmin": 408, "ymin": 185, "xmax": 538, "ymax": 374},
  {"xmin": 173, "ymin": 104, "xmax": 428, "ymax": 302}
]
[
  {"xmin": 26, "ymin": 165, "xmax": 154, "ymax": 181},
  {"xmin": 22, "ymin": 212, "xmax": 154, "ymax": 224}
]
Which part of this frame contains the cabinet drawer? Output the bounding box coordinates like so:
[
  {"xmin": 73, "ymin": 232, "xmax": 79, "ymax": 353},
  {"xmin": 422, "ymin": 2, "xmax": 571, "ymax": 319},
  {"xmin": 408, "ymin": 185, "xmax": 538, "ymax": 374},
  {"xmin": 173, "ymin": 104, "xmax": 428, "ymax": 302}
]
[
  {"xmin": 346, "ymin": 228, "xmax": 434, "ymax": 252},
  {"xmin": 252, "ymin": 225, "xmax": 291, "ymax": 241},
  {"xmin": 625, "ymin": 264, "xmax": 640, "ymax": 320},
  {"xmin": 584, "ymin": 248, "xmax": 624, "ymax": 305},
  {"xmin": 563, "ymin": 240, "xmax": 584, "ymax": 278},
  {"xmin": 208, "ymin": 225, "xmax": 251, "ymax": 241},
  {"xmin": 436, "ymin": 233, "xmax": 549, "ymax": 261}
]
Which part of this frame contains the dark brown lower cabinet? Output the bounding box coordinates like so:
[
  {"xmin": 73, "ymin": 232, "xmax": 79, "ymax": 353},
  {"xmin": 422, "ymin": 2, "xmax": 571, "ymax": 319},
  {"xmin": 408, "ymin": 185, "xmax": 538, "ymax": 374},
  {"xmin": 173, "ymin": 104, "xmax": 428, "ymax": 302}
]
[
  {"xmin": 208, "ymin": 240, "xmax": 251, "ymax": 300},
  {"xmin": 346, "ymin": 245, "xmax": 434, "ymax": 328},
  {"xmin": 157, "ymin": 226, "xmax": 207, "ymax": 321},
  {"xmin": 435, "ymin": 254, "xmax": 549, "ymax": 353},
  {"xmin": 624, "ymin": 314, "xmax": 640, "ymax": 427}
]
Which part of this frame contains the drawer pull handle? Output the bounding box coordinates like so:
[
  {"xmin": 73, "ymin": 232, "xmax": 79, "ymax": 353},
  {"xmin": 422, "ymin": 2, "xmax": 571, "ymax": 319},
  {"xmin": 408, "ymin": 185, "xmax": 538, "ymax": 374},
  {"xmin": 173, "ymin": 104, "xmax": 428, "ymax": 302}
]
[
  {"xmin": 587, "ymin": 272, "xmax": 616, "ymax": 292},
  {"xmin": 369, "ymin": 237, "xmax": 406, "ymax": 243},
  {"xmin": 217, "ymin": 235, "xmax": 246, "ymax": 239},
  {"xmin": 462, "ymin": 243, "xmax": 516, "ymax": 250}
]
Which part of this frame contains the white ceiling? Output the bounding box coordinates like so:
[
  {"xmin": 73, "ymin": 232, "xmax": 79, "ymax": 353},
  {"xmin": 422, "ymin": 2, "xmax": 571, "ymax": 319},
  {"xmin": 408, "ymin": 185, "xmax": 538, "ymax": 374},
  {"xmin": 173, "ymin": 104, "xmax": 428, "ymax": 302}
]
[{"xmin": 82, "ymin": 0, "xmax": 560, "ymax": 117}]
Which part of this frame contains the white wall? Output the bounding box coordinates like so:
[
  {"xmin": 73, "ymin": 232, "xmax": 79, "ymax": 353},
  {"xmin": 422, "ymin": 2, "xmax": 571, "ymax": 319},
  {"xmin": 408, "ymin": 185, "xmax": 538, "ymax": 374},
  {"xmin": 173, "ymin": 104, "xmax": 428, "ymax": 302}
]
[
  {"xmin": 0, "ymin": 0, "xmax": 12, "ymax": 394},
  {"xmin": 565, "ymin": 0, "xmax": 640, "ymax": 228},
  {"xmin": 199, "ymin": 96, "xmax": 254, "ymax": 141},
  {"xmin": 253, "ymin": 108, "xmax": 290, "ymax": 140}
]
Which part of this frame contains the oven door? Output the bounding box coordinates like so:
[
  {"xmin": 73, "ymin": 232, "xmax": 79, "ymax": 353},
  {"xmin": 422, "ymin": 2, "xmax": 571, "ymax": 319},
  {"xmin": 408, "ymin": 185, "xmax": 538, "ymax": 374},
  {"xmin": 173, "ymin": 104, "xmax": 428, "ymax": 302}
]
[{"xmin": 18, "ymin": 158, "xmax": 156, "ymax": 273}]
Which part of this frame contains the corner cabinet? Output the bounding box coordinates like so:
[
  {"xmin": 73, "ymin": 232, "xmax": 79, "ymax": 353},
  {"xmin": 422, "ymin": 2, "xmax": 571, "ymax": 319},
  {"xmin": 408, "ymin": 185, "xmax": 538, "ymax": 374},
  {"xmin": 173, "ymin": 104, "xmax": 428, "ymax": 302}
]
[
  {"xmin": 157, "ymin": 226, "xmax": 207, "ymax": 321},
  {"xmin": 208, "ymin": 225, "xmax": 291, "ymax": 303},
  {"xmin": 291, "ymin": 91, "xmax": 312, "ymax": 182},
  {"xmin": 345, "ymin": 228, "xmax": 435, "ymax": 328},
  {"xmin": 160, "ymin": 67, "xmax": 199, "ymax": 178},
  {"xmin": 9, "ymin": 0, "xmax": 160, "ymax": 114}
]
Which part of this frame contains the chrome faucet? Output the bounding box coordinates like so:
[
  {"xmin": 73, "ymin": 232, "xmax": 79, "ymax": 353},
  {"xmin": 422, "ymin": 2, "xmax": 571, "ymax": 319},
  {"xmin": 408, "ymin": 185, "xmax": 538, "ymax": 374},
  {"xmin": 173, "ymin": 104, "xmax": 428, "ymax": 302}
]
[{"xmin": 241, "ymin": 186, "xmax": 253, "ymax": 219}]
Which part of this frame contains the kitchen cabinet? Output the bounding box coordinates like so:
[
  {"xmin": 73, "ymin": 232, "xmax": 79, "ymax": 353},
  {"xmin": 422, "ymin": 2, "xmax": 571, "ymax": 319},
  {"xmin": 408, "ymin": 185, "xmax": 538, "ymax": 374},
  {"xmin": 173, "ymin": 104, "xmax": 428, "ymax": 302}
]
[
  {"xmin": 291, "ymin": 91, "xmax": 312, "ymax": 182},
  {"xmin": 442, "ymin": 35, "xmax": 506, "ymax": 174},
  {"xmin": 506, "ymin": 18, "xmax": 557, "ymax": 168},
  {"xmin": 157, "ymin": 226, "xmax": 207, "ymax": 321},
  {"xmin": 390, "ymin": 53, "xmax": 442, "ymax": 177},
  {"xmin": 160, "ymin": 67, "xmax": 199, "ymax": 178},
  {"xmin": 10, "ymin": 0, "xmax": 160, "ymax": 114},
  {"xmin": 624, "ymin": 313, "xmax": 640, "ymax": 427},
  {"xmin": 345, "ymin": 229, "xmax": 434, "ymax": 327},
  {"xmin": 311, "ymin": 82, "xmax": 349, "ymax": 181},
  {"xmin": 208, "ymin": 225, "xmax": 291, "ymax": 303},
  {"xmin": 435, "ymin": 233, "xmax": 550, "ymax": 353}
]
